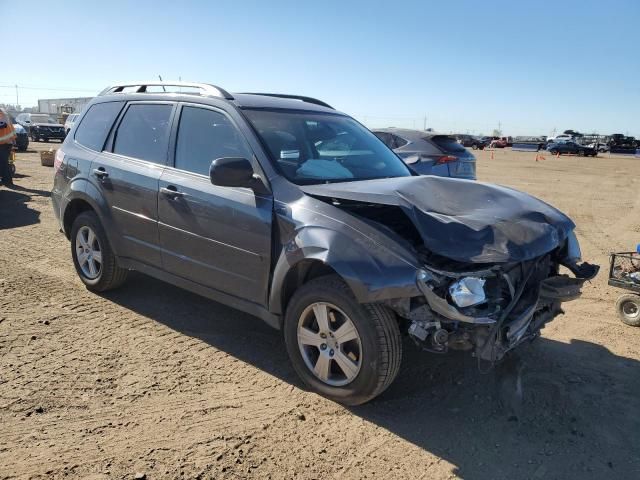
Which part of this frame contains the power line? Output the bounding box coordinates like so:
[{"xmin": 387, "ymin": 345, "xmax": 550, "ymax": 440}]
[{"xmin": 0, "ymin": 84, "xmax": 97, "ymax": 93}]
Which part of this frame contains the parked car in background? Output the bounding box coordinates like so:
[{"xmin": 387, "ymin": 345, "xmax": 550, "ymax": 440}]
[
  {"xmin": 16, "ymin": 112, "xmax": 66, "ymax": 142},
  {"xmin": 16, "ymin": 113, "xmax": 54, "ymax": 130},
  {"xmin": 547, "ymin": 141, "xmax": 597, "ymax": 156},
  {"xmin": 513, "ymin": 136, "xmax": 547, "ymax": 151},
  {"xmin": 587, "ymin": 142, "xmax": 609, "ymax": 153},
  {"xmin": 547, "ymin": 134, "xmax": 574, "ymax": 144},
  {"xmin": 373, "ymin": 128, "xmax": 476, "ymax": 179},
  {"xmin": 30, "ymin": 119, "xmax": 66, "ymax": 142},
  {"xmin": 13, "ymin": 123, "xmax": 29, "ymax": 151},
  {"xmin": 489, "ymin": 137, "xmax": 508, "ymax": 148},
  {"xmin": 608, "ymin": 134, "xmax": 638, "ymax": 149},
  {"xmin": 64, "ymin": 113, "xmax": 80, "ymax": 135},
  {"xmin": 454, "ymin": 134, "xmax": 487, "ymax": 150}
]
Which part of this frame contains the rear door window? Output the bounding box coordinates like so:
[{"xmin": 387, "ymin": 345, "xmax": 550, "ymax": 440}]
[
  {"xmin": 113, "ymin": 104, "xmax": 173, "ymax": 163},
  {"xmin": 429, "ymin": 135, "xmax": 467, "ymax": 154},
  {"xmin": 74, "ymin": 102, "xmax": 124, "ymax": 151}
]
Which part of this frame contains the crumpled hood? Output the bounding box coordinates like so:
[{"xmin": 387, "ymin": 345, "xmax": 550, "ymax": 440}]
[{"xmin": 300, "ymin": 175, "xmax": 575, "ymax": 263}]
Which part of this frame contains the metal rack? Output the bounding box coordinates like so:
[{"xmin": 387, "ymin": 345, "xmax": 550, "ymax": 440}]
[{"xmin": 98, "ymin": 81, "xmax": 234, "ymax": 100}]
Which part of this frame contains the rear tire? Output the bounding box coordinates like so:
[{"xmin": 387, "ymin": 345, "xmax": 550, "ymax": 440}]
[
  {"xmin": 283, "ymin": 275, "xmax": 402, "ymax": 405},
  {"xmin": 615, "ymin": 293, "xmax": 640, "ymax": 327},
  {"xmin": 578, "ymin": 149, "xmax": 585, "ymax": 156},
  {"xmin": 550, "ymin": 148, "xmax": 559, "ymax": 155},
  {"xmin": 70, "ymin": 211, "xmax": 128, "ymax": 292}
]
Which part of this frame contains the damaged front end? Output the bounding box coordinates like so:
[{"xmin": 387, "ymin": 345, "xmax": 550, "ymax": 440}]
[
  {"xmin": 395, "ymin": 247, "xmax": 598, "ymax": 363},
  {"xmin": 297, "ymin": 175, "xmax": 599, "ymax": 364}
]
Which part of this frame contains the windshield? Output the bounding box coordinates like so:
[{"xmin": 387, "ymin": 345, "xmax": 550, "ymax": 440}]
[{"xmin": 243, "ymin": 109, "xmax": 412, "ymax": 184}]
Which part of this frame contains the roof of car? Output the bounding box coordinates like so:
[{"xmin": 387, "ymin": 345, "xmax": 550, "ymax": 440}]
[
  {"xmin": 230, "ymin": 93, "xmax": 338, "ymax": 113},
  {"xmin": 94, "ymin": 82, "xmax": 339, "ymax": 114},
  {"xmin": 373, "ymin": 127, "xmax": 452, "ymax": 140}
]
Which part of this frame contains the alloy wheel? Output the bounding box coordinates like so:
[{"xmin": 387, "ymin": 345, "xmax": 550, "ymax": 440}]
[
  {"xmin": 75, "ymin": 226, "xmax": 103, "ymax": 279},
  {"xmin": 297, "ymin": 302, "xmax": 362, "ymax": 387}
]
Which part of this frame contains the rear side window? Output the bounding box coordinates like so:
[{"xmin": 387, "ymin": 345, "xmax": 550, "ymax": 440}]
[
  {"xmin": 390, "ymin": 134, "xmax": 408, "ymax": 148},
  {"xmin": 373, "ymin": 131, "xmax": 392, "ymax": 148},
  {"xmin": 74, "ymin": 102, "xmax": 124, "ymax": 151},
  {"xmin": 174, "ymin": 106, "xmax": 252, "ymax": 176},
  {"xmin": 428, "ymin": 135, "xmax": 467, "ymax": 153},
  {"xmin": 113, "ymin": 104, "xmax": 173, "ymax": 163}
]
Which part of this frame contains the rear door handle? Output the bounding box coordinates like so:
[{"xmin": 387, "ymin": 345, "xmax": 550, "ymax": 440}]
[
  {"xmin": 92, "ymin": 168, "xmax": 108, "ymax": 179},
  {"xmin": 160, "ymin": 186, "xmax": 185, "ymax": 199}
]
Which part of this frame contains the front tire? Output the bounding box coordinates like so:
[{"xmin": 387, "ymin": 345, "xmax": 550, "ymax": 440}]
[
  {"xmin": 615, "ymin": 293, "xmax": 640, "ymax": 327},
  {"xmin": 70, "ymin": 211, "xmax": 128, "ymax": 292},
  {"xmin": 283, "ymin": 275, "xmax": 402, "ymax": 405}
]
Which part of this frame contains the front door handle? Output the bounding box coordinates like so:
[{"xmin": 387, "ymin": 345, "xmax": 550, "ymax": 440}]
[
  {"xmin": 92, "ymin": 168, "xmax": 109, "ymax": 179},
  {"xmin": 160, "ymin": 186, "xmax": 185, "ymax": 199}
]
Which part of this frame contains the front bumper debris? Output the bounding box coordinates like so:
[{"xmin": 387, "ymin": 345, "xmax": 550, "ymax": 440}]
[{"xmin": 406, "ymin": 256, "xmax": 599, "ymax": 363}]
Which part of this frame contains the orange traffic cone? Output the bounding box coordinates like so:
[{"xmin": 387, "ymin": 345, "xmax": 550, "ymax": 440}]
[{"xmin": 556, "ymin": 151, "xmax": 560, "ymax": 159}]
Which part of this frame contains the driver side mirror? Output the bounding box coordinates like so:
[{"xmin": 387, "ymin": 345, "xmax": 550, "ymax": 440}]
[{"xmin": 210, "ymin": 157, "xmax": 256, "ymax": 188}]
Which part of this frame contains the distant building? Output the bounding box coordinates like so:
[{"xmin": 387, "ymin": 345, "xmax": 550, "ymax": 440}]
[{"xmin": 37, "ymin": 97, "xmax": 93, "ymax": 115}]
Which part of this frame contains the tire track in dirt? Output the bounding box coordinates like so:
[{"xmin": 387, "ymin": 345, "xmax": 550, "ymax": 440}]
[{"xmin": 0, "ymin": 224, "xmax": 320, "ymax": 478}]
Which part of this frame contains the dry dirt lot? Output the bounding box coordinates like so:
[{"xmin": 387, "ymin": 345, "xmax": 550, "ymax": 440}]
[{"xmin": 1, "ymin": 144, "xmax": 639, "ymax": 480}]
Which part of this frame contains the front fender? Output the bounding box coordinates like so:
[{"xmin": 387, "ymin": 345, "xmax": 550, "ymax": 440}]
[{"xmin": 269, "ymin": 222, "xmax": 421, "ymax": 315}]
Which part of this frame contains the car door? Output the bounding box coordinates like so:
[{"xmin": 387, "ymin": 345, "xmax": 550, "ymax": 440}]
[
  {"xmin": 90, "ymin": 101, "xmax": 176, "ymax": 268},
  {"xmin": 157, "ymin": 103, "xmax": 273, "ymax": 305}
]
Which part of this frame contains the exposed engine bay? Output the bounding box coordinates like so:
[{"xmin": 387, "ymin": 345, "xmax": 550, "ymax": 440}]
[{"xmin": 301, "ymin": 175, "xmax": 599, "ymax": 365}]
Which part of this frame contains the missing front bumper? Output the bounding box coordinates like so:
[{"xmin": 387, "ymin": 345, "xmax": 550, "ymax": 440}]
[{"xmin": 405, "ymin": 259, "xmax": 599, "ymax": 362}]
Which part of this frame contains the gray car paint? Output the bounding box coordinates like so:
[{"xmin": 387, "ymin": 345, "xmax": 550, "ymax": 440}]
[{"xmin": 51, "ymin": 90, "xmax": 596, "ymax": 343}]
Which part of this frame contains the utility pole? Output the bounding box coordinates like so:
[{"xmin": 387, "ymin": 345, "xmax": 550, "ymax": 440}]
[
  {"xmin": 423, "ymin": 115, "xmax": 427, "ymax": 131},
  {"xmin": 15, "ymin": 84, "xmax": 19, "ymax": 107}
]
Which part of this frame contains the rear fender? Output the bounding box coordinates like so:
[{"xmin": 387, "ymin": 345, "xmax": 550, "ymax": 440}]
[{"xmin": 62, "ymin": 180, "xmax": 121, "ymax": 255}]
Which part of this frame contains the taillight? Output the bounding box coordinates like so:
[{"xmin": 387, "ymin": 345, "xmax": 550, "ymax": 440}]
[
  {"xmin": 436, "ymin": 155, "xmax": 457, "ymax": 165},
  {"xmin": 54, "ymin": 148, "xmax": 65, "ymax": 172}
]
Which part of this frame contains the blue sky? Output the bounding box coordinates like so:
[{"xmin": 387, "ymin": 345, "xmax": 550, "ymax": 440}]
[{"xmin": 2, "ymin": 0, "xmax": 639, "ymax": 136}]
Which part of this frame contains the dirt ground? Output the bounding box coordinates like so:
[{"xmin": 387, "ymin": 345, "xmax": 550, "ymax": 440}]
[{"xmin": 1, "ymin": 143, "xmax": 639, "ymax": 480}]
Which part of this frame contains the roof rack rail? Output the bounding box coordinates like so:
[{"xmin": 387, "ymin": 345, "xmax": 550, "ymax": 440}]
[
  {"xmin": 98, "ymin": 81, "xmax": 234, "ymax": 100},
  {"xmin": 240, "ymin": 93, "xmax": 333, "ymax": 110}
]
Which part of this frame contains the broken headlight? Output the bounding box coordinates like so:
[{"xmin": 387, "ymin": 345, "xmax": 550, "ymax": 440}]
[{"xmin": 448, "ymin": 277, "xmax": 487, "ymax": 308}]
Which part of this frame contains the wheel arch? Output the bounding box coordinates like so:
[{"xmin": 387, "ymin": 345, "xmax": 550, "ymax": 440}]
[
  {"xmin": 61, "ymin": 185, "xmax": 119, "ymax": 254},
  {"xmin": 275, "ymin": 259, "xmax": 342, "ymax": 319},
  {"xmin": 63, "ymin": 197, "xmax": 96, "ymax": 239}
]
